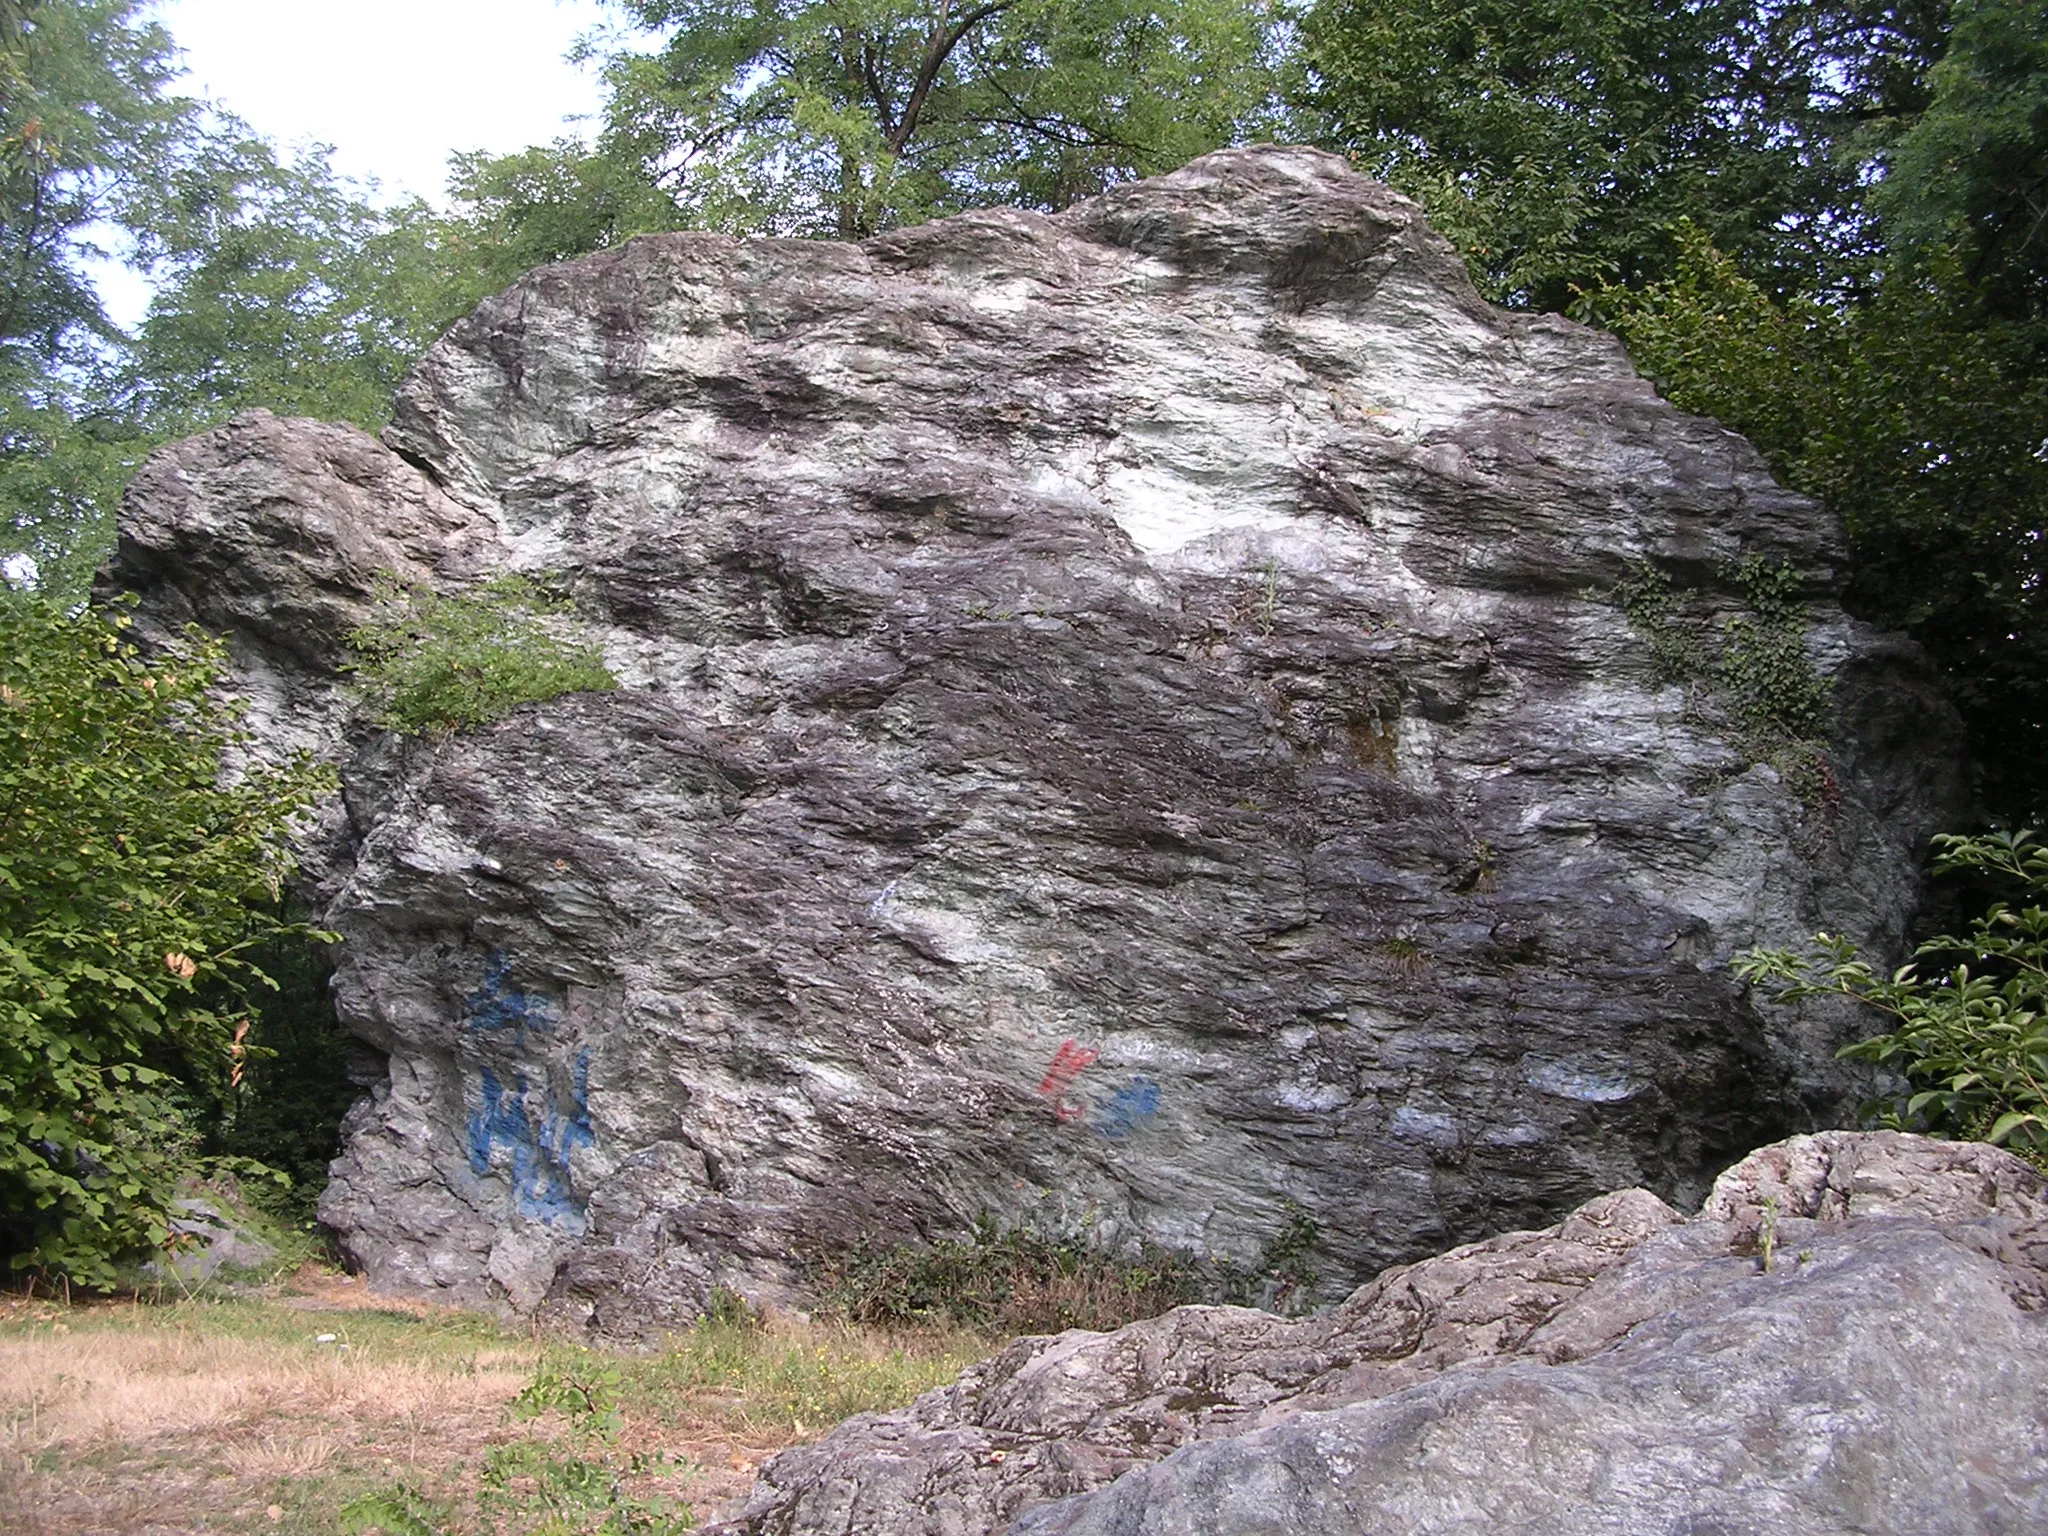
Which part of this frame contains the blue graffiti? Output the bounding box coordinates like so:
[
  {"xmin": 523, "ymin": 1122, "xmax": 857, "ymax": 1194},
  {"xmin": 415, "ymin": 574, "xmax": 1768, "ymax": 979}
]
[
  {"xmin": 465, "ymin": 953, "xmax": 559, "ymax": 1037},
  {"xmin": 464, "ymin": 950, "xmax": 593, "ymax": 1228},
  {"xmin": 1091, "ymin": 1076, "xmax": 1162, "ymax": 1140}
]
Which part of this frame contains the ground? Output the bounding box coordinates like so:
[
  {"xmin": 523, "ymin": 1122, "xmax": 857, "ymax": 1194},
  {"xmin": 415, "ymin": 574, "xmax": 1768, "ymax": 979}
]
[{"xmin": 0, "ymin": 1266, "xmax": 988, "ymax": 1535}]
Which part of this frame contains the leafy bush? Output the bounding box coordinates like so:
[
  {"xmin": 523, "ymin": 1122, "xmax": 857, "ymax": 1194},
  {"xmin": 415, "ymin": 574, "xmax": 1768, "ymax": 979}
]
[
  {"xmin": 1591, "ymin": 229, "xmax": 2048, "ymax": 826},
  {"xmin": 0, "ymin": 596, "xmax": 333, "ymax": 1285},
  {"xmin": 1736, "ymin": 831, "xmax": 2048, "ymax": 1166},
  {"xmin": 347, "ymin": 575, "xmax": 616, "ymax": 736}
]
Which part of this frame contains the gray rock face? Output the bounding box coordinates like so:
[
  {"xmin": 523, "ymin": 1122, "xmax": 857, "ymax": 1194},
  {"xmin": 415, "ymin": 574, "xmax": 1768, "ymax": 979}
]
[
  {"xmin": 110, "ymin": 147, "xmax": 1963, "ymax": 1321},
  {"xmin": 718, "ymin": 1132, "xmax": 2048, "ymax": 1536}
]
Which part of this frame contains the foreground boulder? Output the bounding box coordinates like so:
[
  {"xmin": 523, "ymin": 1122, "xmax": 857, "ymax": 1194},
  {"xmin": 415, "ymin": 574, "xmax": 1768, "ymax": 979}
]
[
  {"xmin": 718, "ymin": 1132, "xmax": 2048, "ymax": 1535},
  {"xmin": 112, "ymin": 147, "xmax": 1962, "ymax": 1319}
]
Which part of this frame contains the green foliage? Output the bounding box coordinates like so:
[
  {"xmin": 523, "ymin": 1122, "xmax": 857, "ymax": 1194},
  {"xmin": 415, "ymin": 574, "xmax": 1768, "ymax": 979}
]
[
  {"xmin": 1612, "ymin": 554, "xmax": 1834, "ymax": 811},
  {"xmin": 1720, "ymin": 556, "xmax": 1832, "ymax": 745},
  {"xmin": 1736, "ymin": 831, "xmax": 2048, "ymax": 1168},
  {"xmin": 577, "ymin": 0, "xmax": 1288, "ymax": 238},
  {"xmin": 347, "ymin": 576, "xmax": 618, "ymax": 736},
  {"xmin": 125, "ymin": 139, "xmax": 490, "ymax": 435},
  {"xmin": 340, "ymin": 1484, "xmax": 456, "ymax": 1536},
  {"xmin": 0, "ymin": 597, "xmax": 333, "ymax": 1286},
  {"xmin": 515, "ymin": 1357, "xmax": 627, "ymax": 1440},
  {"xmin": 475, "ymin": 1440, "xmax": 697, "ymax": 1536},
  {"xmin": 0, "ymin": 0, "xmax": 193, "ymax": 372},
  {"xmin": 1881, "ymin": 0, "xmax": 2048, "ymax": 316},
  {"xmin": 1296, "ymin": 0, "xmax": 1943, "ymax": 308},
  {"xmin": 1596, "ymin": 231, "xmax": 2048, "ymax": 823}
]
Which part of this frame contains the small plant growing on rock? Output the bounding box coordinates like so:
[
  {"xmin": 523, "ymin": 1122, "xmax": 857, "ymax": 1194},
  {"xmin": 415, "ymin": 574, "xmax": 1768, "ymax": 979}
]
[
  {"xmin": 347, "ymin": 574, "xmax": 617, "ymax": 735},
  {"xmin": 1736, "ymin": 831, "xmax": 2048, "ymax": 1168},
  {"xmin": 1612, "ymin": 555, "xmax": 1836, "ymax": 825}
]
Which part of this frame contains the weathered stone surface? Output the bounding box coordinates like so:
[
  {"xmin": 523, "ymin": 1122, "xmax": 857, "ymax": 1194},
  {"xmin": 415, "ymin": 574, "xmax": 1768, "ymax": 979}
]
[
  {"xmin": 717, "ymin": 1132, "xmax": 2048, "ymax": 1535},
  {"xmin": 109, "ymin": 147, "xmax": 1964, "ymax": 1321}
]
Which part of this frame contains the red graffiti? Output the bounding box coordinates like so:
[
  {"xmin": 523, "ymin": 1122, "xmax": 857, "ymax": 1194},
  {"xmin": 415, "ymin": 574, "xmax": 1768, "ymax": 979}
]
[{"xmin": 1037, "ymin": 1039, "xmax": 1100, "ymax": 1121}]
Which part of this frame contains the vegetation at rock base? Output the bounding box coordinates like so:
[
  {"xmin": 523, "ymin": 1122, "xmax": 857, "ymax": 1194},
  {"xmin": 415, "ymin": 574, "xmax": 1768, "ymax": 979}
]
[
  {"xmin": 816, "ymin": 1201, "xmax": 1322, "ymax": 1332},
  {"xmin": 0, "ymin": 597, "xmax": 333, "ymax": 1286},
  {"xmin": 0, "ymin": 1278, "xmax": 988, "ymax": 1534},
  {"xmin": 345, "ymin": 576, "xmax": 619, "ymax": 738},
  {"xmin": 1738, "ymin": 831, "xmax": 2048, "ymax": 1169}
]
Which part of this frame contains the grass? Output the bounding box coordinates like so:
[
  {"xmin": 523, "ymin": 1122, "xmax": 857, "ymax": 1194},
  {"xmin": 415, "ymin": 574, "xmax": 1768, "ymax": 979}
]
[{"xmin": 0, "ymin": 1268, "xmax": 990, "ymax": 1535}]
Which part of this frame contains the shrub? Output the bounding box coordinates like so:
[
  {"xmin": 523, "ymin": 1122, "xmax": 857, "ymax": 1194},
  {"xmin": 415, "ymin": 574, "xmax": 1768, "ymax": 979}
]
[
  {"xmin": 0, "ymin": 596, "xmax": 333, "ymax": 1285},
  {"xmin": 815, "ymin": 1204, "xmax": 1325, "ymax": 1333},
  {"xmin": 1736, "ymin": 830, "xmax": 2048, "ymax": 1167},
  {"xmin": 347, "ymin": 574, "xmax": 617, "ymax": 735},
  {"xmin": 816, "ymin": 1213, "xmax": 1208, "ymax": 1334}
]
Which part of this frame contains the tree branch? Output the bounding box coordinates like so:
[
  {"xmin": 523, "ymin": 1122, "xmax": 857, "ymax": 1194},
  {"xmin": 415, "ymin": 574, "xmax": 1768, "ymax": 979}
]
[{"xmin": 888, "ymin": 0, "xmax": 1015, "ymax": 156}]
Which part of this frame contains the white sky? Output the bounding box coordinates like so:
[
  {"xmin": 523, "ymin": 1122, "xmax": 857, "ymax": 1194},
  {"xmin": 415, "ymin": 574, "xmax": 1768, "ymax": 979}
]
[{"xmin": 95, "ymin": 0, "xmax": 616, "ymax": 324}]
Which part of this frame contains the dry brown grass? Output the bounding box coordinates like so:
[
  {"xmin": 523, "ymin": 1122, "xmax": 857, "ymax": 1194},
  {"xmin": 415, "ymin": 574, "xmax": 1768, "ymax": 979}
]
[
  {"xmin": 0, "ymin": 1279, "xmax": 990, "ymax": 1536},
  {"xmin": 0, "ymin": 1320, "xmax": 532, "ymax": 1453}
]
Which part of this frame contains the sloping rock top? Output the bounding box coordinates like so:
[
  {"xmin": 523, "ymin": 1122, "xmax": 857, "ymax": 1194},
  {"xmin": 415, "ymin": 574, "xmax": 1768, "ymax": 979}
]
[
  {"xmin": 718, "ymin": 1132, "xmax": 2048, "ymax": 1535},
  {"xmin": 112, "ymin": 147, "xmax": 1963, "ymax": 1320}
]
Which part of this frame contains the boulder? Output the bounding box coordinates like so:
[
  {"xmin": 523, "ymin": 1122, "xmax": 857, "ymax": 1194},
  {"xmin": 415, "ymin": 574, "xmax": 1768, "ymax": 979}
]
[
  {"xmin": 108, "ymin": 147, "xmax": 1964, "ymax": 1320},
  {"xmin": 717, "ymin": 1132, "xmax": 2048, "ymax": 1535}
]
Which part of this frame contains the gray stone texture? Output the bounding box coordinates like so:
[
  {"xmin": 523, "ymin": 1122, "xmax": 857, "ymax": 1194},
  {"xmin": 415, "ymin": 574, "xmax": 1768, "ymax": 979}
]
[
  {"xmin": 109, "ymin": 147, "xmax": 1964, "ymax": 1321},
  {"xmin": 718, "ymin": 1132, "xmax": 2048, "ymax": 1536}
]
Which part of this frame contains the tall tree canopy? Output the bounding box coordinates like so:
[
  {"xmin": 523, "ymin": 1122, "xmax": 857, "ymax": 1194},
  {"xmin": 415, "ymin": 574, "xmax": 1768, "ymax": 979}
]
[
  {"xmin": 579, "ymin": 0, "xmax": 1289, "ymax": 237},
  {"xmin": 1296, "ymin": 0, "xmax": 1951, "ymax": 309}
]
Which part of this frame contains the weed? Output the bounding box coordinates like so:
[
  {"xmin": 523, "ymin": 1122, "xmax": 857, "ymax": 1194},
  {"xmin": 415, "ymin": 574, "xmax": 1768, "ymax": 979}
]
[
  {"xmin": 341, "ymin": 1482, "xmax": 453, "ymax": 1536},
  {"xmin": 1610, "ymin": 555, "xmax": 1834, "ymax": 824},
  {"xmin": 347, "ymin": 574, "xmax": 617, "ymax": 736},
  {"xmin": 815, "ymin": 1213, "xmax": 1209, "ymax": 1334},
  {"xmin": 817, "ymin": 1203, "xmax": 1330, "ymax": 1332},
  {"xmin": 513, "ymin": 1357, "xmax": 625, "ymax": 1439},
  {"xmin": 1739, "ymin": 829, "xmax": 2048, "ymax": 1171}
]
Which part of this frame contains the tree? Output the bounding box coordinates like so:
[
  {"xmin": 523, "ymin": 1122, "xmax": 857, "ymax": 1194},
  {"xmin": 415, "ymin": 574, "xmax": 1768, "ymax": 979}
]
[
  {"xmin": 0, "ymin": 0, "xmax": 195, "ymax": 601},
  {"xmin": 1881, "ymin": 0, "xmax": 2048, "ymax": 318},
  {"xmin": 125, "ymin": 134, "xmax": 487, "ymax": 435},
  {"xmin": 573, "ymin": 0, "xmax": 1289, "ymax": 238},
  {"xmin": 0, "ymin": 598, "xmax": 332, "ymax": 1286},
  {"xmin": 1295, "ymin": 0, "xmax": 1949, "ymax": 309},
  {"xmin": 0, "ymin": 0, "xmax": 191, "ymax": 375}
]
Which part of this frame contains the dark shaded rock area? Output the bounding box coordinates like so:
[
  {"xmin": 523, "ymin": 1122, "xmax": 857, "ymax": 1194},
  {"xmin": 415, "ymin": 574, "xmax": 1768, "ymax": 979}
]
[
  {"xmin": 718, "ymin": 1132, "xmax": 2048, "ymax": 1535},
  {"xmin": 110, "ymin": 147, "xmax": 1964, "ymax": 1321}
]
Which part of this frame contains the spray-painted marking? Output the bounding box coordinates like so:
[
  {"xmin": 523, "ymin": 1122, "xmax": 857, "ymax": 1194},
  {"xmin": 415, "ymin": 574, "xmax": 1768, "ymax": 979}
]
[
  {"xmin": 465, "ymin": 952, "xmax": 559, "ymax": 1037},
  {"xmin": 466, "ymin": 1047, "xmax": 594, "ymax": 1230},
  {"xmin": 1037, "ymin": 1039, "xmax": 1100, "ymax": 1122},
  {"xmin": 1091, "ymin": 1076, "xmax": 1162, "ymax": 1139},
  {"xmin": 461, "ymin": 956, "xmax": 588, "ymax": 1229}
]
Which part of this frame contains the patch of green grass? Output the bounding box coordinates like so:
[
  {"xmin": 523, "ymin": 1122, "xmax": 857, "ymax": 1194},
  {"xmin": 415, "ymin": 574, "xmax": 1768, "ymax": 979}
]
[
  {"xmin": 347, "ymin": 574, "xmax": 617, "ymax": 736},
  {"xmin": 616, "ymin": 1315, "xmax": 985, "ymax": 1439}
]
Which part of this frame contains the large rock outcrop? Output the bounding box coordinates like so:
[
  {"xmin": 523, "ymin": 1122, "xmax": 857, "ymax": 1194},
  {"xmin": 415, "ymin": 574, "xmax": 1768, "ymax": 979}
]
[
  {"xmin": 718, "ymin": 1132, "xmax": 2048, "ymax": 1535},
  {"xmin": 110, "ymin": 147, "xmax": 1963, "ymax": 1320}
]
